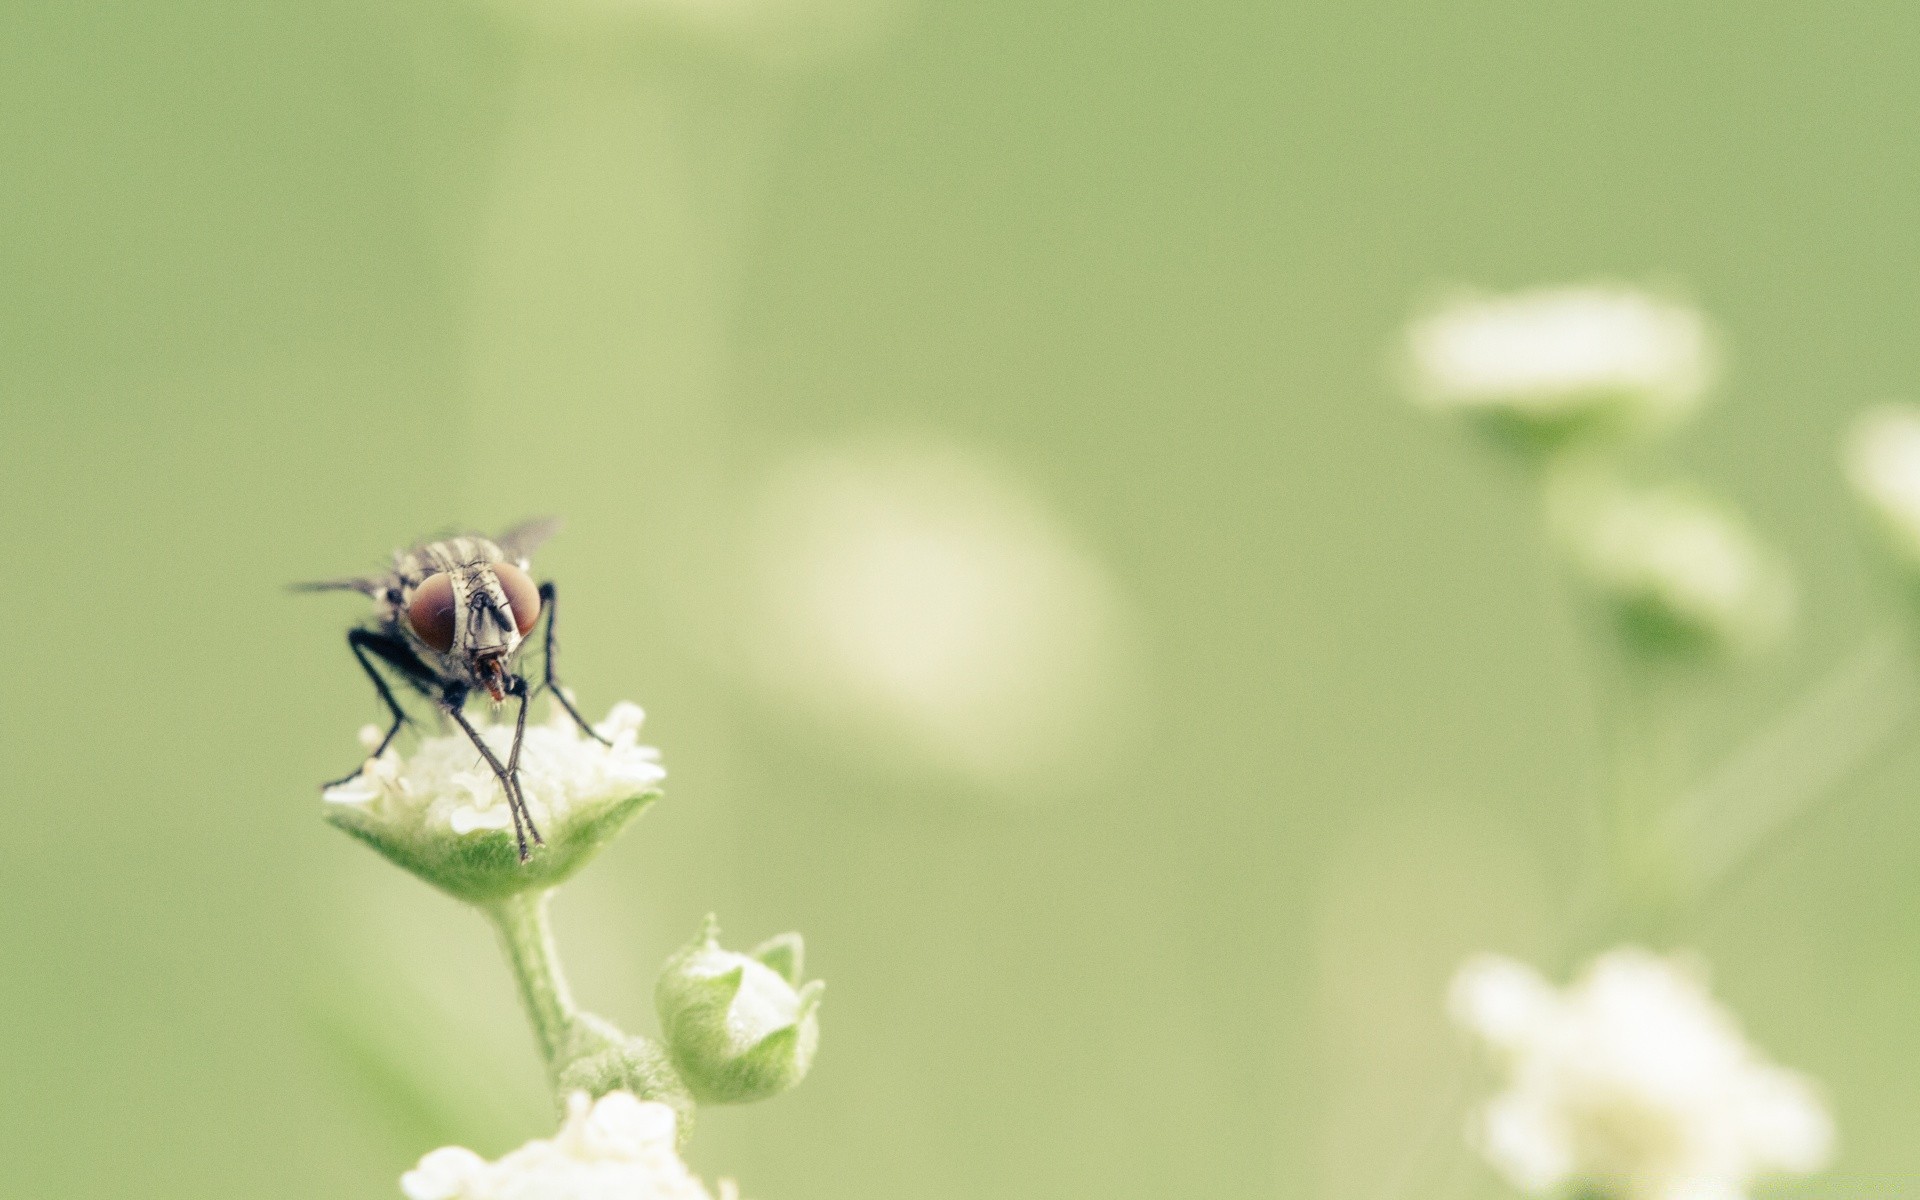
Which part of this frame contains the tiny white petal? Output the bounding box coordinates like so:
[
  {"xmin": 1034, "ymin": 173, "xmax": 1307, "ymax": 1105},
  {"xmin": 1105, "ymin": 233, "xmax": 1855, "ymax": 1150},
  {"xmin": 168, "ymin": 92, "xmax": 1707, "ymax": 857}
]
[
  {"xmin": 400, "ymin": 1147, "xmax": 490, "ymax": 1200},
  {"xmin": 448, "ymin": 805, "xmax": 514, "ymax": 835},
  {"xmin": 321, "ymin": 778, "xmax": 380, "ymax": 808},
  {"xmin": 1449, "ymin": 954, "xmax": 1558, "ymax": 1053},
  {"xmin": 596, "ymin": 701, "xmax": 649, "ymax": 742},
  {"xmin": 1735, "ymin": 1065, "xmax": 1834, "ymax": 1173},
  {"xmin": 1481, "ymin": 1090, "xmax": 1576, "ymax": 1193},
  {"xmin": 579, "ymin": 1089, "xmax": 677, "ymax": 1158}
]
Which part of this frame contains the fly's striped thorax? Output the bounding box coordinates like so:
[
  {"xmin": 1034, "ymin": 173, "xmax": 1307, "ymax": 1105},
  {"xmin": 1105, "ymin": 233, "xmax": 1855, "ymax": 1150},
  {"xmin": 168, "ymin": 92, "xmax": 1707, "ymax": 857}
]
[
  {"xmin": 395, "ymin": 537, "xmax": 508, "ymax": 585},
  {"xmin": 379, "ymin": 536, "xmax": 511, "ymax": 632}
]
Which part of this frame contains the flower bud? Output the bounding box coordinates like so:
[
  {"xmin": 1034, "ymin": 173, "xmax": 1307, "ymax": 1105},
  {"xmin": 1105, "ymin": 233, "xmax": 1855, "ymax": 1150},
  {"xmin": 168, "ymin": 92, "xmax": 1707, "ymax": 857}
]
[
  {"xmin": 655, "ymin": 915, "xmax": 823, "ymax": 1105},
  {"xmin": 1550, "ymin": 474, "xmax": 1791, "ymax": 658},
  {"xmin": 322, "ymin": 702, "xmax": 666, "ymax": 904}
]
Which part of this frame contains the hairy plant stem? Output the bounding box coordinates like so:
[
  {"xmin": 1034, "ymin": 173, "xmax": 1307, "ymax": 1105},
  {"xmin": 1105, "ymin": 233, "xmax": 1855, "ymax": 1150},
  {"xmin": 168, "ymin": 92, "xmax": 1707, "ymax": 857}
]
[
  {"xmin": 483, "ymin": 887, "xmax": 694, "ymax": 1127},
  {"xmin": 485, "ymin": 889, "xmax": 578, "ymax": 1072}
]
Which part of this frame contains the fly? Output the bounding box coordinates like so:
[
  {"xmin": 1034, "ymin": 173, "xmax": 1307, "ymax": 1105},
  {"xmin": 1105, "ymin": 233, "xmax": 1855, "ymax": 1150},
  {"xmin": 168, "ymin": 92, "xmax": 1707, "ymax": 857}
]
[{"xmin": 295, "ymin": 517, "xmax": 608, "ymax": 862}]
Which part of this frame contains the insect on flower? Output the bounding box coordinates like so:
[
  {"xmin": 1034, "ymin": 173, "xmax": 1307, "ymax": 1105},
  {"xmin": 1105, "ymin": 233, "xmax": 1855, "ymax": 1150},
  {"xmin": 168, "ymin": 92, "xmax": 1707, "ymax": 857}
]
[{"xmin": 295, "ymin": 518, "xmax": 607, "ymax": 862}]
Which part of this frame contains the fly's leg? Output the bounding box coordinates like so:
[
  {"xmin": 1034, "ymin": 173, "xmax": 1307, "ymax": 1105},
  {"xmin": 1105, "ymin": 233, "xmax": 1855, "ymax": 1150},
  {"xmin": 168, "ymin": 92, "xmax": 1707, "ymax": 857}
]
[
  {"xmin": 535, "ymin": 581, "xmax": 611, "ymax": 746},
  {"xmin": 504, "ymin": 676, "xmax": 542, "ymax": 847},
  {"xmin": 445, "ymin": 701, "xmax": 528, "ymax": 862},
  {"xmin": 446, "ymin": 700, "xmax": 538, "ymax": 862},
  {"xmin": 322, "ymin": 629, "xmax": 419, "ymax": 789}
]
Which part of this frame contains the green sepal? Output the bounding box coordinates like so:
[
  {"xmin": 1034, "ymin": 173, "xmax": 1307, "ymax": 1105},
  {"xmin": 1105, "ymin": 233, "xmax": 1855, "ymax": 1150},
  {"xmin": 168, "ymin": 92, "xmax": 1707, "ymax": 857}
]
[
  {"xmin": 1456, "ymin": 395, "xmax": 1653, "ymax": 461},
  {"xmin": 326, "ymin": 789, "xmax": 660, "ymax": 905},
  {"xmin": 752, "ymin": 932, "xmax": 805, "ymax": 985}
]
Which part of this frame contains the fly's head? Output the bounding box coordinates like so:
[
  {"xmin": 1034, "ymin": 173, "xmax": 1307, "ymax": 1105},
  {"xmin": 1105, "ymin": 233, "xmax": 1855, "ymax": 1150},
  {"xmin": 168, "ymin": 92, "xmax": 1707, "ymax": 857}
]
[{"xmin": 402, "ymin": 562, "xmax": 542, "ymax": 698}]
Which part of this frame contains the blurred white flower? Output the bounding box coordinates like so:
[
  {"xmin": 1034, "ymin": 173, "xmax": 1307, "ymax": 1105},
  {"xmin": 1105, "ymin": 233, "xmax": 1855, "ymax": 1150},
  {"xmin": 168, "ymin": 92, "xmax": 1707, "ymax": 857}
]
[
  {"xmin": 1846, "ymin": 404, "xmax": 1920, "ymax": 565},
  {"xmin": 324, "ymin": 703, "xmax": 667, "ymax": 901},
  {"xmin": 1553, "ymin": 477, "xmax": 1792, "ymax": 656},
  {"xmin": 742, "ymin": 436, "xmax": 1137, "ymax": 794},
  {"xmin": 1450, "ymin": 949, "xmax": 1833, "ymax": 1200},
  {"xmin": 401, "ymin": 1091, "xmax": 734, "ymax": 1200},
  {"xmin": 1406, "ymin": 286, "xmax": 1714, "ymax": 439}
]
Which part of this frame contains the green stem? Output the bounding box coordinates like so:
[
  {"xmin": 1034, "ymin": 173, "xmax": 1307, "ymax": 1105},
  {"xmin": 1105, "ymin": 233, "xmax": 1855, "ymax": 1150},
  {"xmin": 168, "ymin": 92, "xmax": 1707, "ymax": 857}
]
[
  {"xmin": 1669, "ymin": 632, "xmax": 1914, "ymax": 904},
  {"xmin": 482, "ymin": 888, "xmax": 695, "ymax": 1129},
  {"xmin": 484, "ymin": 889, "xmax": 577, "ymax": 1070},
  {"xmin": 1601, "ymin": 649, "xmax": 1689, "ymax": 943},
  {"xmin": 1537, "ymin": 474, "xmax": 1692, "ymax": 951}
]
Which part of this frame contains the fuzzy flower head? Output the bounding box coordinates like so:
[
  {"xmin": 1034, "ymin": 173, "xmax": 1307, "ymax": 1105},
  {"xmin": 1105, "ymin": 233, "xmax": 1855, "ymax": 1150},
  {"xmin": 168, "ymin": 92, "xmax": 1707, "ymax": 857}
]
[
  {"xmin": 324, "ymin": 702, "xmax": 665, "ymax": 903},
  {"xmin": 1551, "ymin": 476, "xmax": 1792, "ymax": 658},
  {"xmin": 1449, "ymin": 949, "xmax": 1833, "ymax": 1200},
  {"xmin": 1406, "ymin": 285, "xmax": 1715, "ymax": 449},
  {"xmin": 1846, "ymin": 404, "xmax": 1920, "ymax": 571},
  {"xmin": 401, "ymin": 1090, "xmax": 734, "ymax": 1200}
]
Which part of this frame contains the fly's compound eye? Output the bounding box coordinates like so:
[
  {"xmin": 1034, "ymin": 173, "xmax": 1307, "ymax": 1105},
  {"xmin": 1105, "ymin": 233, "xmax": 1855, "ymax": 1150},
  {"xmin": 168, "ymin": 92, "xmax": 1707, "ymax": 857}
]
[
  {"xmin": 406, "ymin": 573, "xmax": 458, "ymax": 653},
  {"xmin": 493, "ymin": 562, "xmax": 542, "ymax": 636}
]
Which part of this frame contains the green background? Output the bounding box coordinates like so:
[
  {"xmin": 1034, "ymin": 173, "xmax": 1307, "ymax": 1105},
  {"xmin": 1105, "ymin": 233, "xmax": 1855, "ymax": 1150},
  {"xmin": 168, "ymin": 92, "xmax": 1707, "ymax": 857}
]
[{"xmin": 5, "ymin": 2, "xmax": 1919, "ymax": 1196}]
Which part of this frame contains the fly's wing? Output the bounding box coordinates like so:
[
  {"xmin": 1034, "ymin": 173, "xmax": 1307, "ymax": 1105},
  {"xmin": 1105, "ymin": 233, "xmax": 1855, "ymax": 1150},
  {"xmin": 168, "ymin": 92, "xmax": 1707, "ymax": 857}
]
[
  {"xmin": 494, "ymin": 516, "xmax": 564, "ymax": 563},
  {"xmin": 288, "ymin": 576, "xmax": 386, "ymax": 596}
]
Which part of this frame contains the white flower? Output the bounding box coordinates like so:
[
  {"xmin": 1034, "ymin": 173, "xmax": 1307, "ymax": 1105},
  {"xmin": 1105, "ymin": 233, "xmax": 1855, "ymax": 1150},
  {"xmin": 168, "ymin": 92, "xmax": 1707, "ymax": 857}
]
[
  {"xmin": 1406, "ymin": 286, "xmax": 1714, "ymax": 437},
  {"xmin": 1553, "ymin": 478, "xmax": 1792, "ymax": 655},
  {"xmin": 401, "ymin": 1091, "xmax": 736, "ymax": 1200},
  {"xmin": 1450, "ymin": 949, "xmax": 1833, "ymax": 1200},
  {"xmin": 1846, "ymin": 404, "xmax": 1920, "ymax": 564},
  {"xmin": 323, "ymin": 702, "xmax": 667, "ymax": 901},
  {"xmin": 325, "ymin": 701, "xmax": 663, "ymax": 838}
]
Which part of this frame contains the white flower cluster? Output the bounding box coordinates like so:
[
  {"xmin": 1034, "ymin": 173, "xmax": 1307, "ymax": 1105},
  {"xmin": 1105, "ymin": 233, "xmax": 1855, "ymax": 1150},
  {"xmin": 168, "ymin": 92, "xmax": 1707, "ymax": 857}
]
[
  {"xmin": 1407, "ymin": 286, "xmax": 1713, "ymax": 434},
  {"xmin": 1557, "ymin": 480, "xmax": 1791, "ymax": 654},
  {"xmin": 1450, "ymin": 949, "xmax": 1832, "ymax": 1200},
  {"xmin": 402, "ymin": 1091, "xmax": 734, "ymax": 1200},
  {"xmin": 1846, "ymin": 404, "xmax": 1920, "ymax": 564},
  {"xmin": 324, "ymin": 702, "xmax": 665, "ymax": 839}
]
